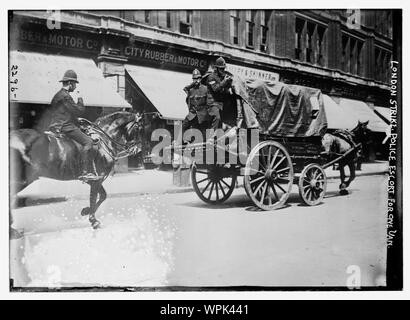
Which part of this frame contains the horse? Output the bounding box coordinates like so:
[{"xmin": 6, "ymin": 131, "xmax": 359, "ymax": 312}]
[
  {"xmin": 321, "ymin": 120, "xmax": 372, "ymax": 195},
  {"xmin": 10, "ymin": 111, "xmax": 143, "ymax": 235}
]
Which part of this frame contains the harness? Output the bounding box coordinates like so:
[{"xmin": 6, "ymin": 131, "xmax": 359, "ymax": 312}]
[
  {"xmin": 332, "ymin": 130, "xmax": 355, "ymax": 147},
  {"xmin": 328, "ymin": 130, "xmax": 362, "ymax": 164},
  {"xmin": 45, "ymin": 118, "xmax": 140, "ymax": 161}
]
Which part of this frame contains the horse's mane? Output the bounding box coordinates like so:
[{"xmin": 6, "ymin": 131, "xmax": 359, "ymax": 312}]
[
  {"xmin": 95, "ymin": 111, "xmax": 134, "ymax": 127},
  {"xmin": 93, "ymin": 111, "xmax": 141, "ymax": 146}
]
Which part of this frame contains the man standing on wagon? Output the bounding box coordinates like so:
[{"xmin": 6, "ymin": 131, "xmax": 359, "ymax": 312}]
[
  {"xmin": 204, "ymin": 56, "xmax": 234, "ymax": 131},
  {"xmin": 174, "ymin": 68, "xmax": 210, "ymax": 144}
]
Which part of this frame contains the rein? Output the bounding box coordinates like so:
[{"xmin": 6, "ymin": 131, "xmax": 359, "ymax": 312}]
[{"xmin": 82, "ymin": 121, "xmax": 140, "ymax": 161}]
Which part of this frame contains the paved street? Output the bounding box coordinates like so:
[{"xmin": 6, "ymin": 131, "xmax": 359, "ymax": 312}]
[{"xmin": 10, "ymin": 174, "xmax": 388, "ymax": 288}]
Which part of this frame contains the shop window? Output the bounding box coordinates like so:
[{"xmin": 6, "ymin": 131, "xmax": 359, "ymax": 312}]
[
  {"xmin": 342, "ymin": 35, "xmax": 350, "ymax": 72},
  {"xmin": 381, "ymin": 50, "xmax": 387, "ymax": 82},
  {"xmin": 306, "ymin": 22, "xmax": 315, "ymax": 63},
  {"xmin": 295, "ymin": 17, "xmax": 305, "ymax": 60},
  {"xmin": 349, "ymin": 38, "xmax": 356, "ymax": 74},
  {"xmin": 375, "ymin": 48, "xmax": 381, "ymax": 81},
  {"xmin": 376, "ymin": 49, "xmax": 392, "ymax": 83},
  {"xmin": 260, "ymin": 10, "xmax": 271, "ymax": 52},
  {"xmin": 131, "ymin": 11, "xmax": 145, "ymax": 23},
  {"xmin": 157, "ymin": 10, "xmax": 172, "ymax": 29},
  {"xmin": 316, "ymin": 26, "xmax": 326, "ymax": 66},
  {"xmin": 230, "ymin": 10, "xmax": 239, "ymax": 45},
  {"xmin": 179, "ymin": 10, "xmax": 192, "ymax": 35},
  {"xmin": 166, "ymin": 11, "xmax": 172, "ymax": 28},
  {"xmin": 356, "ymin": 41, "xmax": 364, "ymax": 76},
  {"xmin": 386, "ymin": 10, "xmax": 393, "ymax": 39},
  {"xmin": 386, "ymin": 52, "xmax": 392, "ymax": 81},
  {"xmin": 246, "ymin": 10, "xmax": 256, "ymax": 48},
  {"xmin": 144, "ymin": 11, "xmax": 150, "ymax": 24},
  {"xmin": 342, "ymin": 34, "xmax": 364, "ymax": 76},
  {"xmin": 295, "ymin": 16, "xmax": 327, "ymax": 66}
]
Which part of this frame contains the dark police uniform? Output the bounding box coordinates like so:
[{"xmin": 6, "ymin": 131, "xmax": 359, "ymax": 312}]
[
  {"xmin": 49, "ymin": 88, "xmax": 96, "ymax": 173},
  {"xmin": 205, "ymin": 70, "xmax": 233, "ymax": 130},
  {"xmin": 182, "ymin": 83, "xmax": 210, "ymax": 131}
]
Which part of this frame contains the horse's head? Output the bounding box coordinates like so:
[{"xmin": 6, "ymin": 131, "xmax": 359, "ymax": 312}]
[
  {"xmin": 351, "ymin": 120, "xmax": 372, "ymax": 145},
  {"xmin": 95, "ymin": 111, "xmax": 144, "ymax": 155},
  {"xmin": 124, "ymin": 113, "xmax": 144, "ymax": 154}
]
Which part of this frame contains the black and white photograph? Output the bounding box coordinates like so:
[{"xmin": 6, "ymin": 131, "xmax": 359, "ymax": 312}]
[{"xmin": 6, "ymin": 5, "xmax": 403, "ymax": 294}]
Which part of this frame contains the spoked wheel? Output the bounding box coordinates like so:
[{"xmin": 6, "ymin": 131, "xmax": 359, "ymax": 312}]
[
  {"xmin": 244, "ymin": 141, "xmax": 294, "ymax": 210},
  {"xmin": 298, "ymin": 163, "xmax": 327, "ymax": 206},
  {"xmin": 192, "ymin": 165, "xmax": 237, "ymax": 204}
]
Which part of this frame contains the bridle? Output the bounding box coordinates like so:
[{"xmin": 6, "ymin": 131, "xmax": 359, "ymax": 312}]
[{"xmin": 84, "ymin": 115, "xmax": 142, "ymax": 161}]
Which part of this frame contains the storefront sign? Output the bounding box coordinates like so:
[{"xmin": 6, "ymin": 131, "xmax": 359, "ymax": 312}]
[
  {"xmin": 10, "ymin": 24, "xmax": 101, "ymax": 52},
  {"xmin": 124, "ymin": 43, "xmax": 208, "ymax": 71},
  {"xmin": 226, "ymin": 63, "xmax": 279, "ymax": 82}
]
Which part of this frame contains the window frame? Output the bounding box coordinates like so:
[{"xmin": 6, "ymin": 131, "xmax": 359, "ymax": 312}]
[
  {"xmin": 179, "ymin": 10, "xmax": 192, "ymax": 35},
  {"xmin": 166, "ymin": 11, "xmax": 172, "ymax": 29},
  {"xmin": 295, "ymin": 17, "xmax": 305, "ymax": 60},
  {"xmin": 144, "ymin": 10, "xmax": 150, "ymax": 24},
  {"xmin": 245, "ymin": 10, "xmax": 256, "ymax": 48},
  {"xmin": 260, "ymin": 10, "xmax": 270, "ymax": 52},
  {"xmin": 230, "ymin": 10, "xmax": 240, "ymax": 45}
]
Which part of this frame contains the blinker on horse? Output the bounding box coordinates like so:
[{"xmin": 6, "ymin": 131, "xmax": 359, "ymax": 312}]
[{"xmin": 10, "ymin": 111, "xmax": 143, "ymax": 231}]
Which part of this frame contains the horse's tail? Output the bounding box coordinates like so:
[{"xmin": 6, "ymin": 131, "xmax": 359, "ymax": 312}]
[{"xmin": 10, "ymin": 129, "xmax": 41, "ymax": 164}]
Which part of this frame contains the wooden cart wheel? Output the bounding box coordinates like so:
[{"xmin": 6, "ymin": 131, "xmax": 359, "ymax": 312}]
[
  {"xmin": 192, "ymin": 165, "xmax": 237, "ymax": 204},
  {"xmin": 298, "ymin": 163, "xmax": 327, "ymax": 206},
  {"xmin": 244, "ymin": 141, "xmax": 294, "ymax": 210}
]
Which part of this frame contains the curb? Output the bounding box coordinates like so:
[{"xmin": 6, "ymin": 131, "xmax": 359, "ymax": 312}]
[
  {"xmin": 107, "ymin": 170, "xmax": 388, "ymax": 198},
  {"xmin": 15, "ymin": 170, "xmax": 388, "ymax": 205}
]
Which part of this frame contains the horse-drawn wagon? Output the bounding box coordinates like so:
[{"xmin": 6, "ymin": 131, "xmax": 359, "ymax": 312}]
[{"xmin": 171, "ymin": 77, "xmax": 365, "ymax": 210}]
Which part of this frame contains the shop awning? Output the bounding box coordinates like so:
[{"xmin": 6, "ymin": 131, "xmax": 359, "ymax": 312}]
[
  {"xmin": 9, "ymin": 51, "xmax": 131, "ymax": 108},
  {"xmin": 323, "ymin": 95, "xmax": 356, "ymax": 130},
  {"xmin": 323, "ymin": 95, "xmax": 389, "ymax": 133},
  {"xmin": 374, "ymin": 106, "xmax": 391, "ymax": 124},
  {"xmin": 338, "ymin": 98, "xmax": 389, "ymax": 133},
  {"xmin": 125, "ymin": 65, "xmax": 189, "ymax": 120}
]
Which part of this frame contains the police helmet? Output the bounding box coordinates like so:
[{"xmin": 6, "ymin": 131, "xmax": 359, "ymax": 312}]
[
  {"xmin": 192, "ymin": 69, "xmax": 201, "ymax": 79},
  {"xmin": 215, "ymin": 57, "xmax": 226, "ymax": 69},
  {"xmin": 59, "ymin": 70, "xmax": 79, "ymax": 83}
]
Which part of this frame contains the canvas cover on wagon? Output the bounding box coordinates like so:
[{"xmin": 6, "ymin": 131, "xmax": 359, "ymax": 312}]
[{"xmin": 232, "ymin": 77, "xmax": 328, "ymax": 137}]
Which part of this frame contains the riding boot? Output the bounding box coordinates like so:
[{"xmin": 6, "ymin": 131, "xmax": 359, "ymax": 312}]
[{"xmin": 79, "ymin": 147, "xmax": 98, "ymax": 180}]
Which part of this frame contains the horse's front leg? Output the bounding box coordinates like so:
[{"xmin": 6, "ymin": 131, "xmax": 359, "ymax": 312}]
[
  {"xmin": 87, "ymin": 181, "xmax": 102, "ymax": 229},
  {"xmin": 339, "ymin": 164, "xmax": 348, "ymax": 195},
  {"xmin": 344, "ymin": 161, "xmax": 356, "ymax": 189},
  {"xmin": 92, "ymin": 184, "xmax": 107, "ymax": 215}
]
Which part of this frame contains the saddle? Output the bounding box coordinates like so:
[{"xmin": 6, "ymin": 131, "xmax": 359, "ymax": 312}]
[{"xmin": 44, "ymin": 119, "xmax": 100, "ymax": 144}]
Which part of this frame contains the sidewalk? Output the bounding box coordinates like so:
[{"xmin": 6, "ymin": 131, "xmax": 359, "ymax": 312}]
[{"xmin": 16, "ymin": 161, "xmax": 388, "ymax": 202}]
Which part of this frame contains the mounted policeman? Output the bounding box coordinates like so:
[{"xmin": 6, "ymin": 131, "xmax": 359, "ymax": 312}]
[{"xmin": 49, "ymin": 70, "xmax": 99, "ymax": 180}]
